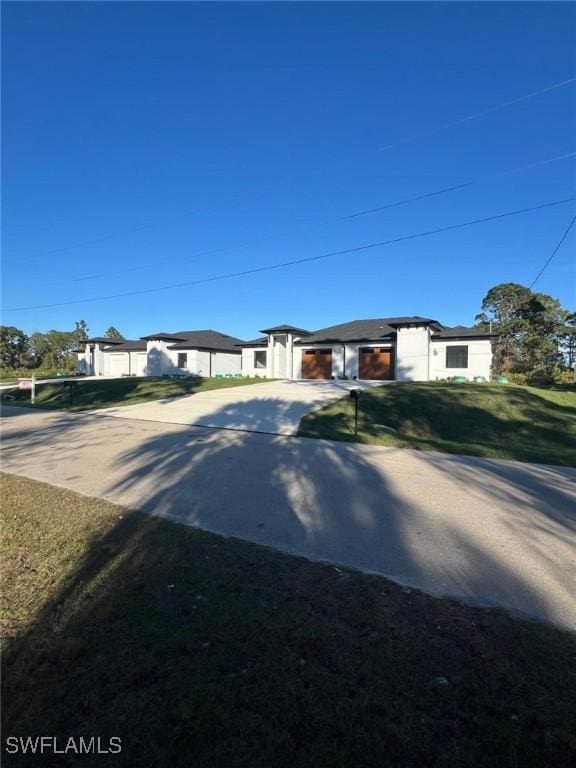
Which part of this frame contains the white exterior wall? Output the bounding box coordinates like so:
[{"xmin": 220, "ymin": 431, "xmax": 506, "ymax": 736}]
[
  {"xmin": 344, "ymin": 344, "xmax": 358, "ymax": 379},
  {"xmin": 104, "ymin": 352, "xmax": 130, "ymax": 376},
  {"xmin": 77, "ymin": 350, "xmax": 89, "ymax": 374},
  {"xmin": 430, "ymin": 339, "xmax": 493, "ymax": 381},
  {"xmin": 147, "ymin": 343, "xmax": 242, "ymax": 378},
  {"xmin": 241, "ymin": 348, "xmax": 264, "ymax": 377},
  {"xmin": 292, "ymin": 346, "xmax": 302, "ymax": 379},
  {"xmin": 272, "ymin": 335, "xmax": 287, "ymax": 378},
  {"xmin": 93, "ymin": 344, "xmax": 108, "ymax": 376},
  {"xmin": 395, "ymin": 327, "xmax": 430, "ymax": 381},
  {"xmin": 212, "ymin": 352, "xmax": 242, "ymax": 376},
  {"xmin": 133, "ymin": 351, "xmax": 147, "ymax": 376},
  {"xmin": 146, "ymin": 340, "xmax": 181, "ymax": 376}
]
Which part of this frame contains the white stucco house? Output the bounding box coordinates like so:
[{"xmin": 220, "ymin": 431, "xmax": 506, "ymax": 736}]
[
  {"xmin": 77, "ymin": 330, "xmax": 244, "ymax": 378},
  {"xmin": 78, "ymin": 317, "xmax": 495, "ymax": 382},
  {"xmin": 239, "ymin": 317, "xmax": 495, "ymax": 382}
]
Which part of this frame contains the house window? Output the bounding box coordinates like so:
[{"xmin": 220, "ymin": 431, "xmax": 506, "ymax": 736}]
[
  {"xmin": 177, "ymin": 353, "xmax": 188, "ymax": 369},
  {"xmin": 254, "ymin": 350, "xmax": 267, "ymax": 369},
  {"xmin": 446, "ymin": 345, "xmax": 468, "ymax": 368}
]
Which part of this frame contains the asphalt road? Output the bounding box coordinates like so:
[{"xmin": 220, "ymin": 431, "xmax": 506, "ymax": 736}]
[{"xmin": 2, "ymin": 406, "xmax": 575, "ymax": 628}]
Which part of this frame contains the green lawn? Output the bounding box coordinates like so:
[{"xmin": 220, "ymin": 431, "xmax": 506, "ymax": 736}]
[
  {"xmin": 1, "ymin": 375, "xmax": 266, "ymax": 412},
  {"xmin": 298, "ymin": 382, "xmax": 576, "ymax": 467},
  {"xmin": 2, "ymin": 473, "xmax": 575, "ymax": 768}
]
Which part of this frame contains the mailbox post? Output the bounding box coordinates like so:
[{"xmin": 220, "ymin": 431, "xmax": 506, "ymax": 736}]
[{"xmin": 349, "ymin": 388, "xmax": 362, "ymax": 436}]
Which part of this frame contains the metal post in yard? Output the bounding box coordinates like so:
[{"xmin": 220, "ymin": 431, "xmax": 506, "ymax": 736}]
[
  {"xmin": 31, "ymin": 374, "xmax": 36, "ymax": 405},
  {"xmin": 349, "ymin": 388, "xmax": 362, "ymax": 436}
]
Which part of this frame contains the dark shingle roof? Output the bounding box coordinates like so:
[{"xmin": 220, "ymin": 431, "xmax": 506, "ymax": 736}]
[
  {"xmin": 432, "ymin": 325, "xmax": 497, "ymax": 339},
  {"xmin": 259, "ymin": 324, "xmax": 312, "ymax": 335},
  {"xmin": 164, "ymin": 330, "xmax": 245, "ymax": 353},
  {"xmin": 102, "ymin": 340, "xmax": 147, "ymax": 352},
  {"xmin": 140, "ymin": 332, "xmax": 187, "ymax": 341},
  {"xmin": 236, "ymin": 336, "xmax": 268, "ymax": 347},
  {"xmin": 85, "ymin": 337, "xmax": 124, "ymax": 345},
  {"xmin": 296, "ymin": 317, "xmax": 441, "ymax": 344}
]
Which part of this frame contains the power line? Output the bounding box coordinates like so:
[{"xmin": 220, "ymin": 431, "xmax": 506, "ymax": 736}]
[
  {"xmin": 339, "ymin": 151, "xmax": 576, "ymax": 221},
  {"xmin": 27, "ymin": 150, "xmax": 576, "ymax": 286},
  {"xmin": 378, "ymin": 75, "xmax": 576, "ymax": 151},
  {"xmin": 6, "ymin": 73, "xmax": 575, "ymax": 267},
  {"xmin": 3, "ymin": 196, "xmax": 574, "ymax": 313},
  {"xmin": 529, "ymin": 213, "xmax": 576, "ymax": 289},
  {"xmin": 2, "ymin": 193, "xmax": 253, "ymax": 265}
]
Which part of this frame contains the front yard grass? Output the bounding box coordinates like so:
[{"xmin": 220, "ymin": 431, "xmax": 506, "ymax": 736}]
[
  {"xmin": 1, "ymin": 375, "xmax": 266, "ymax": 412},
  {"xmin": 298, "ymin": 382, "xmax": 576, "ymax": 467},
  {"xmin": 2, "ymin": 473, "xmax": 575, "ymax": 767}
]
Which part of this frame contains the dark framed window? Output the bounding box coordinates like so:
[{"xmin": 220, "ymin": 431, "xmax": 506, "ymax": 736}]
[
  {"xmin": 319, "ymin": 349, "xmax": 332, "ymax": 355},
  {"xmin": 177, "ymin": 352, "xmax": 188, "ymax": 368},
  {"xmin": 254, "ymin": 350, "xmax": 267, "ymax": 369},
  {"xmin": 446, "ymin": 345, "xmax": 468, "ymax": 368}
]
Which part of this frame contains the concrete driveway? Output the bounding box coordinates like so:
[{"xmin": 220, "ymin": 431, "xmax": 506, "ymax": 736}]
[
  {"xmin": 92, "ymin": 379, "xmax": 377, "ymax": 435},
  {"xmin": 2, "ymin": 406, "xmax": 575, "ymax": 629}
]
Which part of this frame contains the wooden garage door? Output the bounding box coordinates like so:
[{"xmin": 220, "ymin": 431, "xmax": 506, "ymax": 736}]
[
  {"xmin": 359, "ymin": 348, "xmax": 394, "ymax": 380},
  {"xmin": 302, "ymin": 349, "xmax": 332, "ymax": 379}
]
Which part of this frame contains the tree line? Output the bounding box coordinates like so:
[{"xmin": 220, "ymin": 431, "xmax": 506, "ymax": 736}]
[
  {"xmin": 475, "ymin": 283, "xmax": 575, "ymax": 382},
  {"xmin": 0, "ymin": 322, "xmax": 124, "ymax": 373}
]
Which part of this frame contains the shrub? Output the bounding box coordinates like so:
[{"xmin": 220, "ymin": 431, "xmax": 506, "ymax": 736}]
[
  {"xmin": 507, "ymin": 372, "xmax": 528, "ymax": 385},
  {"xmin": 0, "ymin": 367, "xmax": 80, "ymax": 381},
  {"xmin": 508, "ymin": 367, "xmax": 574, "ymax": 386}
]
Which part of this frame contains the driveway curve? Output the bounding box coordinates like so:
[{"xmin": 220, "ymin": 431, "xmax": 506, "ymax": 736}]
[
  {"xmin": 91, "ymin": 380, "xmax": 377, "ymax": 435},
  {"xmin": 2, "ymin": 406, "xmax": 575, "ymax": 628}
]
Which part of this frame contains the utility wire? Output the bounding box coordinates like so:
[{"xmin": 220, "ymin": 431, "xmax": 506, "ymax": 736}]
[
  {"xmin": 31, "ymin": 150, "xmax": 576, "ymax": 285},
  {"xmin": 378, "ymin": 76, "xmax": 576, "ymax": 151},
  {"xmin": 7, "ymin": 74, "xmax": 575, "ymax": 266},
  {"xmin": 3, "ymin": 197, "xmax": 574, "ymax": 313},
  {"xmin": 2, "ymin": 193, "xmax": 253, "ymax": 265},
  {"xmin": 529, "ymin": 213, "xmax": 576, "ymax": 289}
]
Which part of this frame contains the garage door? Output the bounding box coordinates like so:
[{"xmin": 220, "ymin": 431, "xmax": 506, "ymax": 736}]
[
  {"xmin": 107, "ymin": 353, "xmax": 129, "ymax": 377},
  {"xmin": 359, "ymin": 348, "xmax": 394, "ymax": 380},
  {"xmin": 302, "ymin": 349, "xmax": 332, "ymax": 379}
]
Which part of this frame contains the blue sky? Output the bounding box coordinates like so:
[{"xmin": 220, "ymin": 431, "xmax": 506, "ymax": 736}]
[{"xmin": 2, "ymin": 1, "xmax": 575, "ymax": 341}]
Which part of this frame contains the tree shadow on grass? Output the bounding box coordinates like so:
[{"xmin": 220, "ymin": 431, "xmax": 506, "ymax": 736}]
[{"xmin": 302, "ymin": 382, "xmax": 576, "ymax": 466}]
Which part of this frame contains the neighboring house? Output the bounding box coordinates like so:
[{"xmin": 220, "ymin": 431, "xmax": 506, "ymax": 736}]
[
  {"xmin": 77, "ymin": 337, "xmax": 145, "ymax": 377},
  {"xmin": 78, "ymin": 317, "xmax": 495, "ymax": 381},
  {"xmin": 78, "ymin": 330, "xmax": 244, "ymax": 377},
  {"xmin": 239, "ymin": 318, "xmax": 495, "ymax": 381},
  {"xmin": 141, "ymin": 330, "xmax": 243, "ymax": 377}
]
